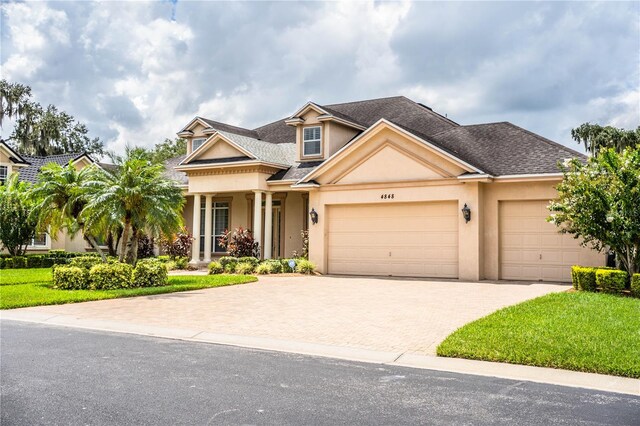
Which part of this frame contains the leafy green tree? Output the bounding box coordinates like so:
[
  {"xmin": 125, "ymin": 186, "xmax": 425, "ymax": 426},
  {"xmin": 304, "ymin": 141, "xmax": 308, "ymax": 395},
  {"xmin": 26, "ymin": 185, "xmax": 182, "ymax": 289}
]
[
  {"xmin": 0, "ymin": 174, "xmax": 37, "ymax": 255},
  {"xmin": 30, "ymin": 162, "xmax": 107, "ymax": 261},
  {"xmin": 571, "ymin": 123, "xmax": 640, "ymax": 156},
  {"xmin": 85, "ymin": 148, "xmax": 185, "ymax": 264},
  {"xmin": 150, "ymin": 138, "xmax": 186, "ymax": 163},
  {"xmin": 549, "ymin": 148, "xmax": 640, "ymax": 274},
  {"xmin": 0, "ymin": 79, "xmax": 103, "ymax": 156}
]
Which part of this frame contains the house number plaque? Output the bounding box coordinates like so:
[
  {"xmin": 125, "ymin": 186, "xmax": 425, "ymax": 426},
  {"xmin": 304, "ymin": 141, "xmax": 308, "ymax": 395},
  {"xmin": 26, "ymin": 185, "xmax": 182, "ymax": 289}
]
[{"xmin": 380, "ymin": 194, "xmax": 395, "ymax": 199}]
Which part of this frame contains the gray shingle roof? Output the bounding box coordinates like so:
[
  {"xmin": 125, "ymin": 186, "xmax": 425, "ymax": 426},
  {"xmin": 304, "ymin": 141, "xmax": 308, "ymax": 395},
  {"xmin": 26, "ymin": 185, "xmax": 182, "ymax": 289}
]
[
  {"xmin": 18, "ymin": 153, "xmax": 88, "ymax": 183},
  {"xmin": 164, "ymin": 155, "xmax": 188, "ymax": 185},
  {"xmin": 179, "ymin": 95, "xmax": 585, "ymax": 181},
  {"xmin": 215, "ymin": 130, "xmax": 295, "ymax": 167},
  {"xmin": 429, "ymin": 122, "xmax": 585, "ymax": 176}
]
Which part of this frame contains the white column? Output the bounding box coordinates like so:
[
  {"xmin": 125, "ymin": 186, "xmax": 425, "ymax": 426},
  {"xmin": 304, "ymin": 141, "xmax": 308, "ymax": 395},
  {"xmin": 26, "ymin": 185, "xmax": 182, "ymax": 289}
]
[
  {"xmin": 190, "ymin": 194, "xmax": 201, "ymax": 265},
  {"xmin": 203, "ymin": 194, "xmax": 213, "ymax": 263},
  {"xmin": 263, "ymin": 192, "xmax": 273, "ymax": 259},
  {"xmin": 253, "ymin": 191, "xmax": 263, "ymax": 258}
]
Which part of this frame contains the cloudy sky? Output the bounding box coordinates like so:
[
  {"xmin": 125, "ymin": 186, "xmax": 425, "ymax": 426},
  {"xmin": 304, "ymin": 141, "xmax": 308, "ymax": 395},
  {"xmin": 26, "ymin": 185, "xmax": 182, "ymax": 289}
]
[{"xmin": 1, "ymin": 1, "xmax": 638, "ymax": 154}]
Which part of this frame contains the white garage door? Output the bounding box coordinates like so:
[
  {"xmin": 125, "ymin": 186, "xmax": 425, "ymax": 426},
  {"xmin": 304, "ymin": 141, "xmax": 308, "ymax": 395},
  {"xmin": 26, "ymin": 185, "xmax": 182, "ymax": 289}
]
[
  {"xmin": 500, "ymin": 200, "xmax": 605, "ymax": 282},
  {"xmin": 327, "ymin": 202, "xmax": 458, "ymax": 278}
]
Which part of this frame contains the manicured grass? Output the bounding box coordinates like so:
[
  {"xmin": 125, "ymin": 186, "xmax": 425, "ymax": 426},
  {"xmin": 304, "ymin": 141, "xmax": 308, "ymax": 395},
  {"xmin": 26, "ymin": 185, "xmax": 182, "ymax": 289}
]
[
  {"xmin": 0, "ymin": 268, "xmax": 52, "ymax": 285},
  {"xmin": 437, "ymin": 292, "xmax": 640, "ymax": 378},
  {"xmin": 0, "ymin": 272, "xmax": 256, "ymax": 310}
]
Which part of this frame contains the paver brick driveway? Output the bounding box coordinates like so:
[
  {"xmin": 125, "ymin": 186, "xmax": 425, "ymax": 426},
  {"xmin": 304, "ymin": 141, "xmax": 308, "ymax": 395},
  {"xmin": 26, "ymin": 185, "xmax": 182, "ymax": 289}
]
[{"xmin": 6, "ymin": 275, "xmax": 567, "ymax": 355}]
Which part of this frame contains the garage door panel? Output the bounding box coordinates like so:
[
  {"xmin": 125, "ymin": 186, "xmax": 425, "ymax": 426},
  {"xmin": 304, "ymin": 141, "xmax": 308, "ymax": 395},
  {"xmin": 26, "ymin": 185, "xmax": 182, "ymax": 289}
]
[
  {"xmin": 500, "ymin": 200, "xmax": 604, "ymax": 282},
  {"xmin": 328, "ymin": 202, "xmax": 458, "ymax": 278}
]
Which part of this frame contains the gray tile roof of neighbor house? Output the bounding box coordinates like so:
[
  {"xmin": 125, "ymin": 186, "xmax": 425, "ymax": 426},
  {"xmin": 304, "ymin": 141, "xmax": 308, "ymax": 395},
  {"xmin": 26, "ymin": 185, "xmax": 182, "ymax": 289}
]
[{"xmin": 18, "ymin": 153, "xmax": 89, "ymax": 183}]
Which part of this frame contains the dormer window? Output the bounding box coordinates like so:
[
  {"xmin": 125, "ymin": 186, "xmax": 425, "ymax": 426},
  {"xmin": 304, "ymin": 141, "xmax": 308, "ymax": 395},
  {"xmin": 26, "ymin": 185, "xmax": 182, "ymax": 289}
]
[
  {"xmin": 192, "ymin": 138, "xmax": 206, "ymax": 152},
  {"xmin": 303, "ymin": 126, "xmax": 322, "ymax": 157}
]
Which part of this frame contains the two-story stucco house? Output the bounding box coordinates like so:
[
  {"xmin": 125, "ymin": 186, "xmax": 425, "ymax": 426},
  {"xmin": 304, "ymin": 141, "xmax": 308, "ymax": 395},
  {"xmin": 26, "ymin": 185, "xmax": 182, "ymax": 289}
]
[
  {"xmin": 171, "ymin": 95, "xmax": 604, "ymax": 282},
  {"xmin": 0, "ymin": 140, "xmax": 97, "ymax": 253}
]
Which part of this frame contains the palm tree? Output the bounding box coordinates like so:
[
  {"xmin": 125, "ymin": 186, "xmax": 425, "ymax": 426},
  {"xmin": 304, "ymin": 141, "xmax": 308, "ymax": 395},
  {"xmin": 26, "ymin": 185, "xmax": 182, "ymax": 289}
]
[
  {"xmin": 30, "ymin": 162, "xmax": 107, "ymax": 261},
  {"xmin": 85, "ymin": 148, "xmax": 185, "ymax": 264}
]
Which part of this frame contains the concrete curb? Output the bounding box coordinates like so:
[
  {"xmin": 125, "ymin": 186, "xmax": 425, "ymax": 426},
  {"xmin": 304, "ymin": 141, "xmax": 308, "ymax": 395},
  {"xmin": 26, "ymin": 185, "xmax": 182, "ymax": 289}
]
[{"xmin": 2, "ymin": 310, "xmax": 638, "ymax": 396}]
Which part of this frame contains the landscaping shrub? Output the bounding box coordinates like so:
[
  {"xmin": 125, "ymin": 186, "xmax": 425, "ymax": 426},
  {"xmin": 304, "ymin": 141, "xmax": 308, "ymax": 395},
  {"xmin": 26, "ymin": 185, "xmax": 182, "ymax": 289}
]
[
  {"xmin": 218, "ymin": 227, "xmax": 259, "ymax": 258},
  {"xmin": 174, "ymin": 256, "xmax": 189, "ymax": 270},
  {"xmin": 53, "ymin": 266, "xmax": 89, "ymax": 290},
  {"xmin": 159, "ymin": 228, "xmax": 192, "ymax": 259},
  {"xmin": 255, "ymin": 263, "xmax": 271, "ymax": 275},
  {"xmin": 574, "ymin": 267, "xmax": 598, "ymax": 292},
  {"xmin": 70, "ymin": 256, "xmax": 102, "ymax": 270},
  {"xmin": 137, "ymin": 234, "xmax": 155, "ymax": 259},
  {"xmin": 237, "ymin": 257, "xmax": 259, "ymax": 267},
  {"xmin": 219, "ymin": 256, "xmax": 238, "ymax": 270},
  {"xmin": 40, "ymin": 257, "xmax": 55, "ymax": 268},
  {"xmin": 132, "ymin": 259, "xmax": 168, "ymax": 288},
  {"xmin": 596, "ymin": 269, "xmax": 628, "ymax": 294},
  {"xmin": 224, "ymin": 263, "xmax": 236, "ymax": 274},
  {"xmin": 570, "ymin": 265, "xmax": 580, "ymax": 290},
  {"xmin": 26, "ymin": 255, "xmax": 42, "ymax": 268},
  {"xmin": 263, "ymin": 259, "xmax": 283, "ymax": 274},
  {"xmin": 631, "ymin": 274, "xmax": 640, "ymax": 298},
  {"xmin": 280, "ymin": 258, "xmax": 296, "ymax": 273},
  {"xmin": 157, "ymin": 255, "xmax": 171, "ymax": 262},
  {"xmin": 89, "ymin": 263, "xmax": 133, "ymax": 290},
  {"xmin": 12, "ymin": 256, "xmax": 27, "ymax": 269},
  {"xmin": 48, "ymin": 249, "xmax": 67, "ymax": 258},
  {"xmin": 165, "ymin": 261, "xmax": 177, "ymax": 271},
  {"xmin": 208, "ymin": 261, "xmax": 223, "ymax": 275},
  {"xmin": 4, "ymin": 258, "xmax": 14, "ymax": 269},
  {"xmin": 235, "ymin": 262, "xmax": 255, "ymax": 275},
  {"xmin": 295, "ymin": 259, "xmax": 316, "ymax": 274},
  {"xmin": 0, "ymin": 258, "xmax": 4, "ymax": 269}
]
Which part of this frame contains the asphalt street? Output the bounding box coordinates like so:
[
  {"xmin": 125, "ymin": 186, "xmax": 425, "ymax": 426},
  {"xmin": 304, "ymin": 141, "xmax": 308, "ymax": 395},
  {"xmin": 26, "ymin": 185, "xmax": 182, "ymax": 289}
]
[{"xmin": 1, "ymin": 321, "xmax": 638, "ymax": 425}]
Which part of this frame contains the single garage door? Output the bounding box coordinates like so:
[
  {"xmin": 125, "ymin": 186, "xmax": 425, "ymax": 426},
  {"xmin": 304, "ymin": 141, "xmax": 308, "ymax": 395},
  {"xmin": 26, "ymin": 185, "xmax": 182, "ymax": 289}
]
[
  {"xmin": 327, "ymin": 201, "xmax": 458, "ymax": 278},
  {"xmin": 500, "ymin": 200, "xmax": 604, "ymax": 282}
]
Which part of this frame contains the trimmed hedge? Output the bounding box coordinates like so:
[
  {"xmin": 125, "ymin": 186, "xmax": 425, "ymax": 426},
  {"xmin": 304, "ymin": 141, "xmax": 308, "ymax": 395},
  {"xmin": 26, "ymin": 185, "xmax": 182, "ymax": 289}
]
[
  {"xmin": 132, "ymin": 259, "xmax": 168, "ymax": 288},
  {"xmin": 0, "ymin": 251, "xmax": 99, "ymax": 269},
  {"xmin": 69, "ymin": 256, "xmax": 102, "ymax": 270},
  {"xmin": 574, "ymin": 267, "xmax": 598, "ymax": 292},
  {"xmin": 208, "ymin": 261, "xmax": 223, "ymax": 275},
  {"xmin": 631, "ymin": 274, "xmax": 640, "ymax": 298},
  {"xmin": 255, "ymin": 263, "xmax": 271, "ymax": 275},
  {"xmin": 237, "ymin": 257, "xmax": 259, "ymax": 267},
  {"xmin": 596, "ymin": 269, "xmax": 628, "ymax": 294},
  {"xmin": 53, "ymin": 266, "xmax": 89, "ymax": 290},
  {"xmin": 89, "ymin": 263, "xmax": 133, "ymax": 290},
  {"xmin": 570, "ymin": 265, "xmax": 580, "ymax": 290}
]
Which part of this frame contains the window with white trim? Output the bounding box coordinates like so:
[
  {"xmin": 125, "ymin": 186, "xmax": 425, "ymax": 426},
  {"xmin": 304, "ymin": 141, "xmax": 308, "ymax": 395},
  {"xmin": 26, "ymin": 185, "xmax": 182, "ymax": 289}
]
[
  {"xmin": 200, "ymin": 200, "xmax": 230, "ymax": 254},
  {"xmin": 192, "ymin": 138, "xmax": 206, "ymax": 152},
  {"xmin": 303, "ymin": 126, "xmax": 321, "ymax": 156},
  {"xmin": 28, "ymin": 232, "xmax": 49, "ymax": 248},
  {"xmin": 0, "ymin": 165, "xmax": 7, "ymax": 185}
]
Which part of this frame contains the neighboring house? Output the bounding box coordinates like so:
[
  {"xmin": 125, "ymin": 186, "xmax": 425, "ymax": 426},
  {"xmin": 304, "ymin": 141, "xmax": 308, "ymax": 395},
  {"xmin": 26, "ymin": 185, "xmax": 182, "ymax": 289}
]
[
  {"xmin": 172, "ymin": 95, "xmax": 604, "ymax": 282},
  {"xmin": 0, "ymin": 140, "xmax": 97, "ymax": 254}
]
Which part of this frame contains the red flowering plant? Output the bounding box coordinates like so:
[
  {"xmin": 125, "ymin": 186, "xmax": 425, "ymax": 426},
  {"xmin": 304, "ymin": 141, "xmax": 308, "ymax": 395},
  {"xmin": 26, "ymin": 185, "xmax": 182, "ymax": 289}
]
[{"xmin": 218, "ymin": 227, "xmax": 260, "ymax": 258}]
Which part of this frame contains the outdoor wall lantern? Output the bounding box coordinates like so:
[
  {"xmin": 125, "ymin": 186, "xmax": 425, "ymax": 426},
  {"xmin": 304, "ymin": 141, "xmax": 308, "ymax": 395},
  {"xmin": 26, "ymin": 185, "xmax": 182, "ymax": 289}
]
[
  {"xmin": 461, "ymin": 203, "xmax": 471, "ymax": 223},
  {"xmin": 309, "ymin": 208, "xmax": 319, "ymax": 225}
]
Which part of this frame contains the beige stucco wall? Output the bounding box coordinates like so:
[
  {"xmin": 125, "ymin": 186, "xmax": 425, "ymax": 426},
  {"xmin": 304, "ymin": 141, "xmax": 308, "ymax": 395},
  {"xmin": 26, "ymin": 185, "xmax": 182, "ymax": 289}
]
[
  {"xmin": 284, "ymin": 191, "xmax": 305, "ymax": 257},
  {"xmin": 187, "ymin": 170, "xmax": 276, "ymax": 193},
  {"xmin": 0, "ymin": 149, "xmax": 15, "ymax": 177},
  {"xmin": 324, "ymin": 121, "xmax": 359, "ymax": 158}
]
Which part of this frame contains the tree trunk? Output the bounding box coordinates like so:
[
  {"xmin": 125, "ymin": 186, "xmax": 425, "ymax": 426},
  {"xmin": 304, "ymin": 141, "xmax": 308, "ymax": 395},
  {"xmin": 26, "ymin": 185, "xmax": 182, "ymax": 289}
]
[
  {"xmin": 119, "ymin": 220, "xmax": 131, "ymax": 263},
  {"xmin": 84, "ymin": 233, "xmax": 107, "ymax": 263}
]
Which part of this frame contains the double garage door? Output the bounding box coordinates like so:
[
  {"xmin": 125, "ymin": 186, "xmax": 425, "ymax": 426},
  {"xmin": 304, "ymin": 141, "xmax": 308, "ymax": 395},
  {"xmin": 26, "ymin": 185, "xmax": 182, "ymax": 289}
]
[
  {"xmin": 326, "ymin": 199, "xmax": 604, "ymax": 282},
  {"xmin": 500, "ymin": 200, "xmax": 604, "ymax": 282},
  {"xmin": 327, "ymin": 202, "xmax": 458, "ymax": 278}
]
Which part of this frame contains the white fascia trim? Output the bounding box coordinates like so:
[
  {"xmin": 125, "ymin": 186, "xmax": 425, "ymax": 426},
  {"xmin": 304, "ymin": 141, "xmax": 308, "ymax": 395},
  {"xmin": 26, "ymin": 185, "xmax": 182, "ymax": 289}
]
[
  {"xmin": 494, "ymin": 173, "xmax": 564, "ymax": 181},
  {"xmin": 285, "ymin": 118, "xmax": 304, "ymax": 126},
  {"xmin": 316, "ymin": 114, "xmax": 367, "ymax": 131},
  {"xmin": 177, "ymin": 130, "xmax": 194, "ymax": 137},
  {"xmin": 457, "ymin": 174, "xmax": 493, "ymax": 181},
  {"xmin": 178, "ymin": 117, "xmax": 212, "ymax": 133},
  {"xmin": 175, "ymin": 160, "xmax": 289, "ymax": 171},
  {"xmin": 72, "ymin": 154, "xmax": 95, "ymax": 166},
  {"xmin": 202, "ymin": 128, "xmax": 218, "ymax": 135},
  {"xmin": 296, "ymin": 118, "xmax": 483, "ymax": 184},
  {"xmin": 179, "ymin": 132, "xmax": 256, "ymax": 165},
  {"xmin": 291, "ymin": 182, "xmax": 320, "ymax": 188},
  {"xmin": 0, "ymin": 141, "xmax": 29, "ymax": 164},
  {"xmin": 288, "ymin": 102, "xmax": 329, "ymax": 120}
]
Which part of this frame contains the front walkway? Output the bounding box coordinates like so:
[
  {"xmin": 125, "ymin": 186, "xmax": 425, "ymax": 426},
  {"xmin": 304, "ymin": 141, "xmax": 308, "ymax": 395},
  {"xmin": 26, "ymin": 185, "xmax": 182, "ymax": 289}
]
[{"xmin": 1, "ymin": 275, "xmax": 566, "ymax": 355}]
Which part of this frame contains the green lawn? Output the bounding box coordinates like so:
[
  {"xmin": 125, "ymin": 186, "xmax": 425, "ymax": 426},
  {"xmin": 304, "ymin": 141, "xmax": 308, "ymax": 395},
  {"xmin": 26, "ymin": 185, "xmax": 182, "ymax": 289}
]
[
  {"xmin": 0, "ymin": 269, "xmax": 256, "ymax": 309},
  {"xmin": 437, "ymin": 292, "xmax": 640, "ymax": 378}
]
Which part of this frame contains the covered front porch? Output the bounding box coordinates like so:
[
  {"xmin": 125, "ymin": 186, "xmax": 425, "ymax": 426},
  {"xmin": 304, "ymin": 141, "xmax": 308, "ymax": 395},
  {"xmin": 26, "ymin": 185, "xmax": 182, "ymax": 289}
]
[{"xmin": 185, "ymin": 190, "xmax": 309, "ymax": 264}]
